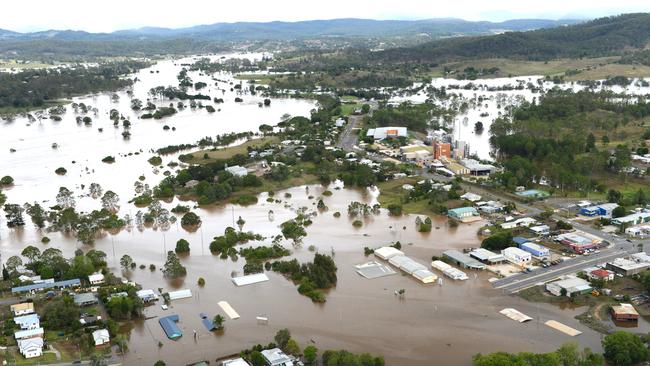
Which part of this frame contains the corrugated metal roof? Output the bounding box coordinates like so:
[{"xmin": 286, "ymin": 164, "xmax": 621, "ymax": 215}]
[
  {"xmin": 159, "ymin": 315, "xmax": 182, "ymax": 339},
  {"xmin": 231, "ymin": 273, "xmax": 269, "ymax": 287},
  {"xmin": 12, "ymin": 278, "xmax": 81, "ymax": 293}
]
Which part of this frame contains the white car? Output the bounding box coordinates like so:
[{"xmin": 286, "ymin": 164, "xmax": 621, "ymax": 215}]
[{"xmin": 161, "ymin": 304, "xmax": 168, "ymax": 310}]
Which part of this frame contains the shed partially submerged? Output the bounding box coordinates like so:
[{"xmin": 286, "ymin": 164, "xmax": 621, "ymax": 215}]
[
  {"xmin": 374, "ymin": 246, "xmax": 404, "ymax": 260},
  {"xmin": 231, "ymin": 273, "xmax": 269, "ymax": 287},
  {"xmin": 499, "ymin": 308, "xmax": 533, "ymax": 323},
  {"xmin": 159, "ymin": 315, "xmax": 182, "ymax": 339},
  {"xmin": 168, "ymin": 289, "xmax": 192, "ymax": 300},
  {"xmin": 355, "ymin": 261, "xmax": 396, "ymax": 279}
]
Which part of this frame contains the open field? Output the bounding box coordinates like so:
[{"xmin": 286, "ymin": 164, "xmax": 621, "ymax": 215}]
[
  {"xmin": 428, "ymin": 57, "xmax": 650, "ymax": 80},
  {"xmin": 376, "ymin": 177, "xmax": 440, "ymax": 216},
  {"xmin": 186, "ymin": 136, "xmax": 279, "ymax": 163}
]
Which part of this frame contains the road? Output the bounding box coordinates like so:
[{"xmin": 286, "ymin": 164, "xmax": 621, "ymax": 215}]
[
  {"xmin": 492, "ymin": 248, "xmax": 634, "ymax": 293},
  {"xmin": 337, "ymin": 114, "xmax": 363, "ymax": 152},
  {"xmin": 334, "ymin": 123, "xmax": 650, "ymax": 294}
]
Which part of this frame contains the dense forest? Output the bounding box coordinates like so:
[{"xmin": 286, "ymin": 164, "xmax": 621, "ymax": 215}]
[
  {"xmin": 0, "ymin": 61, "xmax": 149, "ymax": 109},
  {"xmin": 376, "ymin": 13, "xmax": 650, "ymax": 64},
  {"xmin": 489, "ymin": 89, "xmax": 650, "ymax": 192}
]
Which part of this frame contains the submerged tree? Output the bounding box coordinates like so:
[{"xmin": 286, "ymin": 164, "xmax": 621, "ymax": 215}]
[
  {"xmin": 56, "ymin": 187, "xmax": 76, "ymax": 209},
  {"xmin": 101, "ymin": 191, "xmax": 120, "ymax": 213},
  {"xmin": 4, "ymin": 203, "xmax": 25, "ymax": 228},
  {"xmin": 162, "ymin": 251, "xmax": 186, "ymax": 278}
]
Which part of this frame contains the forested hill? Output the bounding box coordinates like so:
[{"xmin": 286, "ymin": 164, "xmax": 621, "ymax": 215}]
[{"xmin": 376, "ymin": 13, "xmax": 650, "ymax": 63}]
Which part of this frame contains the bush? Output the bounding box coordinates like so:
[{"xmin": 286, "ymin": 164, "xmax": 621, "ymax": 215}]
[
  {"xmin": 387, "ymin": 204, "xmax": 402, "ymax": 216},
  {"xmin": 175, "ymin": 239, "xmax": 190, "ymax": 253},
  {"xmin": 352, "ymin": 220, "xmax": 363, "ymax": 227},
  {"xmin": 235, "ymin": 194, "xmax": 258, "ymax": 206},
  {"xmin": 197, "ymin": 277, "xmax": 205, "ymax": 286},
  {"xmin": 148, "ymin": 156, "xmax": 163, "ymax": 166},
  {"xmin": 55, "ymin": 167, "xmax": 67, "ymax": 175},
  {"xmin": 102, "ymin": 156, "xmax": 115, "ymax": 163},
  {"xmin": 481, "ymin": 231, "xmax": 513, "ymax": 251},
  {"xmin": 0, "ymin": 176, "xmax": 13, "ymax": 185},
  {"xmin": 181, "ymin": 212, "xmax": 202, "ymax": 227}
]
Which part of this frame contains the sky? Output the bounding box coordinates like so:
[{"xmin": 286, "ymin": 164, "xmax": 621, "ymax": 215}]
[{"xmin": 3, "ymin": 0, "xmax": 650, "ymax": 33}]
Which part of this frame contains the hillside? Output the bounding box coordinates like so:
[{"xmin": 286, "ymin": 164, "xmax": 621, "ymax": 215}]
[
  {"xmin": 0, "ymin": 18, "xmax": 580, "ymax": 42},
  {"xmin": 376, "ymin": 13, "xmax": 650, "ymax": 63}
]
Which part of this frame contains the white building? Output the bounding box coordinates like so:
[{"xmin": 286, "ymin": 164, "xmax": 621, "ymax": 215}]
[
  {"xmin": 501, "ymin": 217, "xmax": 537, "ymax": 230},
  {"xmin": 373, "ymin": 247, "xmax": 404, "ymax": 260},
  {"xmin": 18, "ymin": 337, "xmax": 43, "ymax": 358},
  {"xmin": 92, "ymin": 329, "xmax": 110, "ymax": 346},
  {"xmin": 136, "ymin": 289, "xmax": 158, "ymax": 303},
  {"xmin": 15, "ymin": 327, "xmax": 44, "ymax": 340},
  {"xmin": 261, "ymin": 348, "xmax": 294, "ymax": 366},
  {"xmin": 460, "ymin": 192, "xmax": 482, "ymax": 202},
  {"xmin": 225, "ymin": 165, "xmax": 248, "ymax": 177},
  {"xmin": 546, "ymin": 277, "xmax": 592, "ymax": 297},
  {"xmin": 88, "ymin": 273, "xmax": 105, "ymax": 285},
  {"xmin": 14, "ymin": 314, "xmax": 40, "ymax": 330},
  {"xmin": 10, "ymin": 303, "xmax": 35, "ymax": 317},
  {"xmin": 529, "ymin": 225, "xmax": 551, "ymax": 236},
  {"xmin": 502, "ymin": 247, "xmax": 532, "ymax": 267},
  {"xmin": 366, "ymin": 127, "xmax": 408, "ymax": 140}
]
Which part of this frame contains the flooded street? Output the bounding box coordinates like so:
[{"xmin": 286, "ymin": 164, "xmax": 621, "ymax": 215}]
[{"xmin": 0, "ymin": 56, "xmax": 609, "ymax": 365}]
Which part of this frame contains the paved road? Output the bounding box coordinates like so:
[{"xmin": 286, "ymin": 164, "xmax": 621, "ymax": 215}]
[
  {"xmin": 492, "ymin": 248, "xmax": 635, "ymax": 293},
  {"xmin": 337, "ymin": 114, "xmax": 363, "ymax": 151}
]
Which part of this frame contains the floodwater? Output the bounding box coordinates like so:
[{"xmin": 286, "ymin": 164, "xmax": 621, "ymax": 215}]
[
  {"xmin": 390, "ymin": 76, "xmax": 650, "ymax": 160},
  {"xmin": 0, "ymin": 56, "xmax": 608, "ymax": 365}
]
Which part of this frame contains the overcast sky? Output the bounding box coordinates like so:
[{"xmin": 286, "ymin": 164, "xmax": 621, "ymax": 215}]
[{"xmin": 3, "ymin": 0, "xmax": 649, "ymax": 32}]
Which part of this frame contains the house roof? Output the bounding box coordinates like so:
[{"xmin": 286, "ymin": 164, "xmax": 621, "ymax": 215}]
[
  {"xmin": 15, "ymin": 327, "xmax": 44, "ymax": 339},
  {"xmin": 14, "ymin": 314, "xmax": 39, "ymax": 326},
  {"xmin": 92, "ymin": 329, "xmax": 110, "ymax": 343},
  {"xmin": 10, "ymin": 303, "xmax": 34, "ymax": 313},
  {"xmin": 17, "ymin": 336, "xmax": 43, "ymax": 351},
  {"xmin": 74, "ymin": 293, "xmax": 97, "ymax": 304},
  {"xmin": 590, "ymin": 269, "xmax": 613, "ymax": 278},
  {"xmin": 88, "ymin": 273, "xmax": 104, "ymax": 282},
  {"xmin": 159, "ymin": 315, "xmax": 182, "ymax": 339},
  {"xmin": 261, "ymin": 348, "xmax": 292, "ymax": 365},
  {"xmin": 12, "ymin": 278, "xmax": 81, "ymax": 293}
]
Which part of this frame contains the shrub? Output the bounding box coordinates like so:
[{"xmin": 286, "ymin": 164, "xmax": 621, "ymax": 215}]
[
  {"xmin": 102, "ymin": 156, "xmax": 115, "ymax": 163},
  {"xmin": 0, "ymin": 176, "xmax": 13, "ymax": 185},
  {"xmin": 55, "ymin": 167, "xmax": 67, "ymax": 175},
  {"xmin": 235, "ymin": 194, "xmax": 258, "ymax": 206},
  {"xmin": 175, "ymin": 239, "xmax": 190, "ymax": 253},
  {"xmin": 352, "ymin": 220, "xmax": 363, "ymax": 227},
  {"xmin": 197, "ymin": 277, "xmax": 205, "ymax": 286},
  {"xmin": 181, "ymin": 212, "xmax": 202, "ymax": 227}
]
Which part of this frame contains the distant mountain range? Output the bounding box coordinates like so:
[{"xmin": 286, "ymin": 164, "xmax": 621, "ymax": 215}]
[
  {"xmin": 0, "ymin": 18, "xmax": 583, "ymax": 42},
  {"xmin": 369, "ymin": 13, "xmax": 650, "ymax": 63}
]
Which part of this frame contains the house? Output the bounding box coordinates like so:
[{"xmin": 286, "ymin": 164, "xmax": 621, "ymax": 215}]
[
  {"xmin": 606, "ymin": 258, "xmax": 650, "ymax": 276},
  {"xmin": 11, "ymin": 278, "xmax": 81, "ymax": 294},
  {"xmin": 17, "ymin": 337, "xmax": 43, "ymax": 359},
  {"xmin": 546, "ymin": 277, "xmax": 592, "ymax": 297},
  {"xmin": 74, "ymin": 293, "xmax": 98, "ymax": 307},
  {"xmin": 14, "ymin": 314, "xmax": 40, "ymax": 330},
  {"xmin": 80, "ymin": 314, "xmax": 102, "ymax": 325},
  {"xmin": 335, "ymin": 118, "xmax": 346, "ymax": 127},
  {"xmin": 461, "ymin": 159, "xmax": 497, "ymax": 176},
  {"xmin": 261, "ymin": 348, "xmax": 294, "ymax": 366},
  {"xmin": 502, "ymin": 247, "xmax": 532, "ymax": 267},
  {"xmin": 88, "ymin": 273, "xmax": 104, "ymax": 285},
  {"xmin": 588, "ymin": 269, "xmax": 615, "ymax": 282},
  {"xmin": 10, "ymin": 302, "xmax": 34, "ymax": 316},
  {"xmin": 447, "ymin": 207, "xmax": 479, "ymax": 221},
  {"xmin": 15, "ymin": 327, "xmax": 44, "ymax": 340},
  {"xmin": 478, "ymin": 201, "xmax": 505, "ymax": 214},
  {"xmin": 366, "ymin": 127, "xmax": 407, "ymax": 140},
  {"xmin": 461, "ymin": 192, "xmax": 481, "ymax": 202},
  {"xmin": 225, "ymin": 165, "xmax": 248, "ymax": 177},
  {"xmin": 611, "ymin": 303, "xmax": 639, "ymax": 321},
  {"xmin": 519, "ymin": 242, "xmax": 550, "ymax": 258},
  {"xmin": 92, "ymin": 329, "xmax": 110, "ymax": 346},
  {"xmin": 136, "ymin": 289, "xmax": 158, "ymax": 302}
]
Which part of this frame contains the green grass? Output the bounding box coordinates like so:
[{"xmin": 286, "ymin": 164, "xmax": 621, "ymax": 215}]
[
  {"xmin": 340, "ymin": 103, "xmax": 363, "ymax": 117},
  {"xmin": 234, "ymin": 74, "xmax": 276, "ymax": 85},
  {"xmin": 2, "ymin": 350, "xmax": 59, "ymax": 365},
  {"xmin": 376, "ymin": 177, "xmax": 440, "ymax": 216},
  {"xmin": 187, "ymin": 136, "xmax": 279, "ymax": 164}
]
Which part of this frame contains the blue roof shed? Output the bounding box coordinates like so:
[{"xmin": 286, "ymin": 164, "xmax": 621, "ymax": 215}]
[
  {"xmin": 513, "ymin": 237, "xmax": 530, "ymax": 246},
  {"xmin": 159, "ymin": 315, "xmax": 182, "ymax": 339}
]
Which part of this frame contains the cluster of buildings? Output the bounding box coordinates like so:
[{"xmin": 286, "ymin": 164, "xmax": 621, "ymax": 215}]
[
  {"xmin": 11, "ymin": 302, "xmax": 43, "ymax": 359},
  {"xmin": 374, "ymin": 247, "xmax": 438, "ymax": 284}
]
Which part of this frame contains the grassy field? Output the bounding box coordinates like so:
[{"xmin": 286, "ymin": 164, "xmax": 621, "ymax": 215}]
[
  {"xmin": 234, "ymin": 73, "xmax": 276, "ymax": 85},
  {"xmin": 376, "ymin": 177, "xmax": 439, "ymax": 216},
  {"xmin": 428, "ymin": 57, "xmax": 644, "ymax": 79},
  {"xmin": 1, "ymin": 350, "xmax": 59, "ymax": 366},
  {"xmin": 340, "ymin": 103, "xmax": 363, "ymax": 116},
  {"xmin": 187, "ymin": 136, "xmax": 279, "ymax": 164}
]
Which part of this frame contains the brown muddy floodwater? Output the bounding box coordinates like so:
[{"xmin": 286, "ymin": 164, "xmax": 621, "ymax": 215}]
[
  {"xmin": 0, "ymin": 55, "xmax": 608, "ymax": 365},
  {"xmin": 0, "ymin": 184, "xmax": 604, "ymax": 365}
]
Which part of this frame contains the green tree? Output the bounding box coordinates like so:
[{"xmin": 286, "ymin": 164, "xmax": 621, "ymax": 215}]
[
  {"xmin": 285, "ymin": 338, "xmax": 301, "ymax": 355},
  {"xmin": 21, "ymin": 245, "xmax": 41, "ymax": 263},
  {"xmin": 602, "ymin": 331, "xmax": 647, "ymax": 366},
  {"xmin": 213, "ymin": 314, "xmax": 225, "ymax": 330},
  {"xmin": 304, "ymin": 345, "xmax": 318, "ymax": 365},
  {"xmin": 274, "ymin": 328, "xmax": 291, "ymax": 350},
  {"xmin": 612, "ymin": 206, "xmax": 626, "ymax": 219},
  {"xmin": 120, "ymin": 255, "xmax": 133, "ymax": 271},
  {"xmin": 175, "ymin": 239, "xmax": 190, "ymax": 253},
  {"xmin": 250, "ymin": 351, "xmax": 265, "ymax": 366},
  {"xmin": 162, "ymin": 251, "xmax": 186, "ymax": 278}
]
